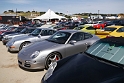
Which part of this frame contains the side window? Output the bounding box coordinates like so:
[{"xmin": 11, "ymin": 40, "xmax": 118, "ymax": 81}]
[
  {"xmin": 116, "ymin": 27, "xmax": 124, "ymax": 32},
  {"xmin": 48, "ymin": 30, "xmax": 55, "ymax": 35},
  {"xmin": 32, "ymin": 29, "xmax": 41, "ymax": 35},
  {"xmin": 70, "ymin": 32, "xmax": 84, "ymax": 41},
  {"xmin": 86, "ymin": 26, "xmax": 95, "ymax": 30},
  {"xmin": 40, "ymin": 30, "xmax": 48, "ymax": 36},
  {"xmin": 84, "ymin": 33, "xmax": 93, "ymax": 39}
]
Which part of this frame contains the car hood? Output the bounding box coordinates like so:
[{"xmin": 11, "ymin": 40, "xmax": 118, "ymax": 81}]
[
  {"xmin": 7, "ymin": 33, "xmax": 22, "ymax": 36},
  {"xmin": 5, "ymin": 33, "xmax": 22, "ymax": 38},
  {"xmin": 7, "ymin": 33, "xmax": 27, "ymax": 38},
  {"xmin": 11, "ymin": 34, "xmax": 35, "ymax": 41},
  {"xmin": 43, "ymin": 53, "xmax": 124, "ymax": 83},
  {"xmin": 19, "ymin": 40, "xmax": 61, "ymax": 59}
]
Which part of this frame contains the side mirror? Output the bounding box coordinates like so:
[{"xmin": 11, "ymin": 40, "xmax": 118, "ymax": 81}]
[
  {"xmin": 38, "ymin": 35, "xmax": 41, "ymax": 38},
  {"xmin": 69, "ymin": 40, "xmax": 77, "ymax": 44}
]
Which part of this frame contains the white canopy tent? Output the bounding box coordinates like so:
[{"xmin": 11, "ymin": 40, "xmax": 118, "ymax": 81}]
[{"xmin": 33, "ymin": 9, "xmax": 66, "ymax": 20}]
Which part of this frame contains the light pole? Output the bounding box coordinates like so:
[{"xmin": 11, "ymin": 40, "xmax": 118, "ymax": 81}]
[
  {"xmin": 16, "ymin": 8, "xmax": 17, "ymax": 16},
  {"xmin": 98, "ymin": 10, "xmax": 100, "ymax": 19}
]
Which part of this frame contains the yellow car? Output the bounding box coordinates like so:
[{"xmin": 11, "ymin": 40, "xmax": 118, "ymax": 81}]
[
  {"xmin": 74, "ymin": 25, "xmax": 97, "ymax": 34},
  {"xmin": 95, "ymin": 25, "xmax": 124, "ymax": 38}
]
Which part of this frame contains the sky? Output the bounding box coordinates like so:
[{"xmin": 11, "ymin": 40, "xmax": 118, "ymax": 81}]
[{"xmin": 0, "ymin": 0, "xmax": 124, "ymax": 14}]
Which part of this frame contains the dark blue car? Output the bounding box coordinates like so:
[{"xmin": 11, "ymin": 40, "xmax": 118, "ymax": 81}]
[{"xmin": 42, "ymin": 37, "xmax": 124, "ymax": 83}]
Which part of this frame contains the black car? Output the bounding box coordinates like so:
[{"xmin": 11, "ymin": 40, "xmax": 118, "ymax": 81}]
[
  {"xmin": 42, "ymin": 37, "xmax": 124, "ymax": 83},
  {"xmin": 112, "ymin": 19, "xmax": 124, "ymax": 26}
]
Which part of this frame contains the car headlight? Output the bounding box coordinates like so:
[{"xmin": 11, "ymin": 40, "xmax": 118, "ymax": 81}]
[
  {"xmin": 31, "ymin": 51, "xmax": 40, "ymax": 59},
  {"xmin": 3, "ymin": 36, "xmax": 12, "ymax": 40},
  {"xmin": 3, "ymin": 36, "xmax": 7, "ymax": 38},
  {"xmin": 44, "ymin": 62, "xmax": 57, "ymax": 81}
]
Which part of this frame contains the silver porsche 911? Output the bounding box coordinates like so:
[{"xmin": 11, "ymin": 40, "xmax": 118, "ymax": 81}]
[
  {"xmin": 18, "ymin": 30, "xmax": 100, "ymax": 70},
  {"xmin": 6, "ymin": 28, "xmax": 56, "ymax": 52}
]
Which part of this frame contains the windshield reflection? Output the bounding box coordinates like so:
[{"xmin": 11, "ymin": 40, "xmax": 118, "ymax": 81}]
[
  {"xmin": 46, "ymin": 32, "xmax": 71, "ymax": 44},
  {"xmin": 30, "ymin": 29, "xmax": 41, "ymax": 36}
]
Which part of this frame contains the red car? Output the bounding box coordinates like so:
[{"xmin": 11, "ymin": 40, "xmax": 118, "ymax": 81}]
[{"xmin": 93, "ymin": 21, "xmax": 106, "ymax": 29}]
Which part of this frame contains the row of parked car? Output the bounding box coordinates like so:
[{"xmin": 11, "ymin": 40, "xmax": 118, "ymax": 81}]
[
  {"xmin": 74, "ymin": 25, "xmax": 124, "ymax": 38},
  {"xmin": 1, "ymin": 20, "xmax": 124, "ymax": 83},
  {"xmin": 0, "ymin": 23, "xmax": 99, "ymax": 69}
]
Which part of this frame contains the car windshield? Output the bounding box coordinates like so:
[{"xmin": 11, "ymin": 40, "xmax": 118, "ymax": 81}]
[
  {"xmin": 85, "ymin": 38, "xmax": 124, "ymax": 68},
  {"xmin": 103, "ymin": 27, "xmax": 117, "ymax": 31},
  {"xmin": 6, "ymin": 27, "xmax": 15, "ymax": 31},
  {"xmin": 15, "ymin": 27, "xmax": 25, "ymax": 32},
  {"xmin": 30, "ymin": 28, "xmax": 41, "ymax": 36},
  {"xmin": 46, "ymin": 31, "xmax": 71, "ymax": 44},
  {"xmin": 74, "ymin": 26, "xmax": 85, "ymax": 30},
  {"xmin": 21, "ymin": 28, "xmax": 35, "ymax": 34},
  {"xmin": 20, "ymin": 28, "xmax": 27, "ymax": 33},
  {"xmin": 25, "ymin": 29, "xmax": 35, "ymax": 34},
  {"xmin": 116, "ymin": 27, "xmax": 124, "ymax": 32}
]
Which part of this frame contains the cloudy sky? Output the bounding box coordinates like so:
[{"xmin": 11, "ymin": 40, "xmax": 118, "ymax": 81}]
[{"xmin": 0, "ymin": 0, "xmax": 123, "ymax": 14}]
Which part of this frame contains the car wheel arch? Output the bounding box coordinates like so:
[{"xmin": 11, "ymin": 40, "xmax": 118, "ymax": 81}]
[
  {"xmin": 44, "ymin": 51, "xmax": 62, "ymax": 70},
  {"xmin": 19, "ymin": 41, "xmax": 31, "ymax": 51}
]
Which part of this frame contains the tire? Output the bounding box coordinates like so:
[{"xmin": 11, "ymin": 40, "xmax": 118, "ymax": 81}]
[
  {"xmin": 19, "ymin": 42, "xmax": 30, "ymax": 51},
  {"xmin": 100, "ymin": 26, "xmax": 102, "ymax": 29},
  {"xmin": 3, "ymin": 42, "xmax": 6, "ymax": 45},
  {"xmin": 45, "ymin": 52, "xmax": 62, "ymax": 70},
  {"xmin": 87, "ymin": 45, "xmax": 91, "ymax": 48}
]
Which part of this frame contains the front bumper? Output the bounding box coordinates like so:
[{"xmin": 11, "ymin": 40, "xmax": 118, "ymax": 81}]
[
  {"xmin": 2, "ymin": 37, "xmax": 12, "ymax": 44},
  {"xmin": 7, "ymin": 46, "xmax": 19, "ymax": 52},
  {"xmin": 2, "ymin": 38, "xmax": 9, "ymax": 45},
  {"xmin": 18, "ymin": 58, "xmax": 45, "ymax": 69}
]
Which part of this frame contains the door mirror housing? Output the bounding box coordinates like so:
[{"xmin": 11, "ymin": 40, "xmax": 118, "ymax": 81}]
[
  {"xmin": 38, "ymin": 35, "xmax": 41, "ymax": 38},
  {"xmin": 69, "ymin": 40, "xmax": 77, "ymax": 44}
]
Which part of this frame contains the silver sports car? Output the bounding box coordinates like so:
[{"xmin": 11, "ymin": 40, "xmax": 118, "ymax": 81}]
[
  {"xmin": 6, "ymin": 28, "xmax": 56, "ymax": 52},
  {"xmin": 18, "ymin": 30, "xmax": 100, "ymax": 70}
]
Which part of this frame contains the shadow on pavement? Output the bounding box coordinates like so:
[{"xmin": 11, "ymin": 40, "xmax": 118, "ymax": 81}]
[{"xmin": 19, "ymin": 65, "xmax": 44, "ymax": 72}]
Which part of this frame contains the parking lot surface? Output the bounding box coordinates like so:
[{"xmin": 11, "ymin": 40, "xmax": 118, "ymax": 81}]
[{"xmin": 0, "ymin": 42, "xmax": 46, "ymax": 83}]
